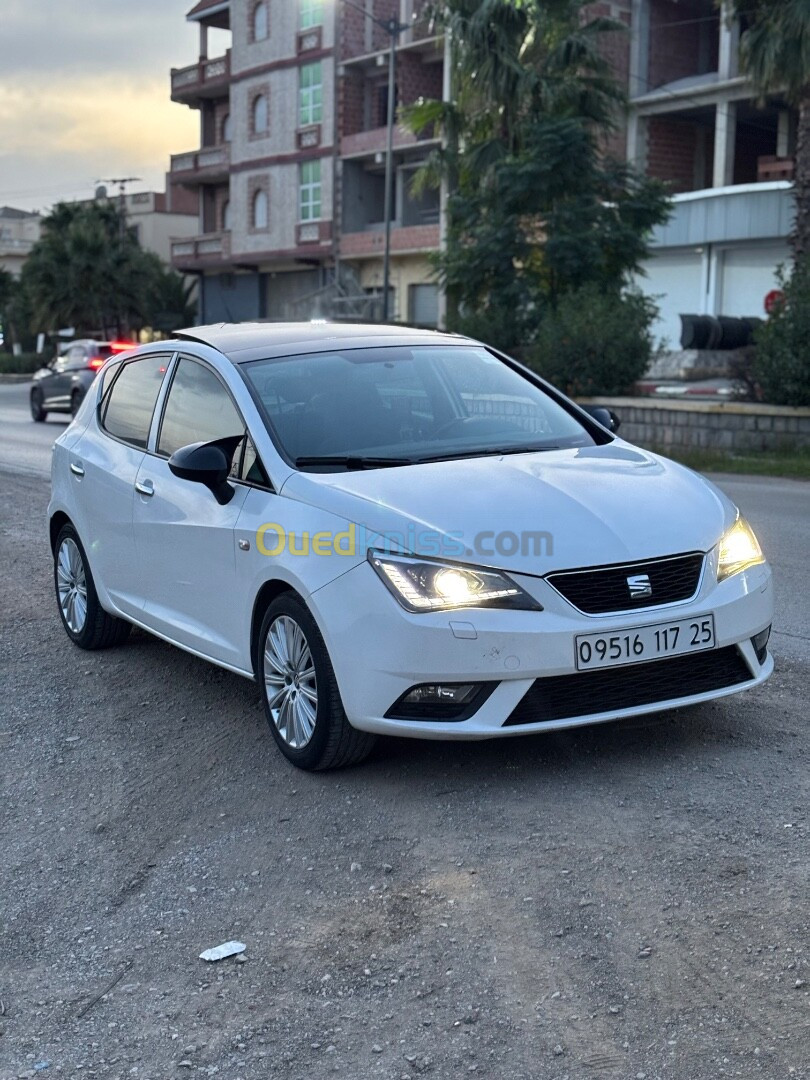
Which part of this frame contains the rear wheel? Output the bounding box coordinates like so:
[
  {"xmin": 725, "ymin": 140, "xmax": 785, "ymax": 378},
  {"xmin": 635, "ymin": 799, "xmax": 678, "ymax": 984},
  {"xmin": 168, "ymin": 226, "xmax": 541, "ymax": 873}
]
[
  {"xmin": 54, "ymin": 524, "xmax": 131, "ymax": 649},
  {"xmin": 31, "ymin": 388, "xmax": 47, "ymax": 422},
  {"xmin": 258, "ymin": 594, "xmax": 375, "ymax": 770}
]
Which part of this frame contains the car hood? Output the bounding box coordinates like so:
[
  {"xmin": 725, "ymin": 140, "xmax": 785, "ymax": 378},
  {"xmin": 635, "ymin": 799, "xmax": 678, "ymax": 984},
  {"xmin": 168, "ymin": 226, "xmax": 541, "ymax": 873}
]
[{"xmin": 279, "ymin": 443, "xmax": 737, "ymax": 574}]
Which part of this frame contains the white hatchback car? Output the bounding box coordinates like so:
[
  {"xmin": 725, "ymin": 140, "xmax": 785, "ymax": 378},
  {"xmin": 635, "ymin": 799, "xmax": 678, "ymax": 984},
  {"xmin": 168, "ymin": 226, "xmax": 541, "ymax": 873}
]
[{"xmin": 49, "ymin": 323, "xmax": 774, "ymax": 770}]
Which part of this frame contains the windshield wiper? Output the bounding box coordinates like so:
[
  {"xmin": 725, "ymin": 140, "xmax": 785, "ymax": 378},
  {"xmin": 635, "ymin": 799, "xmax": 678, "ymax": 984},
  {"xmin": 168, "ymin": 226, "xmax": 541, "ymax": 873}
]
[
  {"xmin": 295, "ymin": 455, "xmax": 415, "ymax": 470},
  {"xmin": 414, "ymin": 445, "xmax": 561, "ymax": 463}
]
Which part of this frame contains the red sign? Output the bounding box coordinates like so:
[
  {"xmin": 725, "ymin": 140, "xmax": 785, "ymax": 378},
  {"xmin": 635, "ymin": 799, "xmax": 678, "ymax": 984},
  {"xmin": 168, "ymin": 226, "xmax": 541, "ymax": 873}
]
[{"xmin": 764, "ymin": 289, "xmax": 785, "ymax": 315}]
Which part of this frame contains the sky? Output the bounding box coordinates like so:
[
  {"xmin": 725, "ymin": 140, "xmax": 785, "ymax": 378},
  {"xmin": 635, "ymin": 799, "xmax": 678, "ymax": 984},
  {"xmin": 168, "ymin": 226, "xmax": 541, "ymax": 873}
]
[{"xmin": 0, "ymin": 0, "xmax": 229, "ymax": 214}]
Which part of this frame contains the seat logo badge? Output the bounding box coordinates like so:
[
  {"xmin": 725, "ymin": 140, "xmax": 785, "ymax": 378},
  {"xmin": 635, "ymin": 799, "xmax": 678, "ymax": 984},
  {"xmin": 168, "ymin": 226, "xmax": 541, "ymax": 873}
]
[{"xmin": 627, "ymin": 573, "xmax": 652, "ymax": 599}]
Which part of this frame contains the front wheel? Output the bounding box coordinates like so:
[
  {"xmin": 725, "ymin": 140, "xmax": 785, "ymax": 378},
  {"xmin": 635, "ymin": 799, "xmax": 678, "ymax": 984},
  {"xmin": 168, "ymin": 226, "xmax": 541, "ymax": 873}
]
[
  {"xmin": 258, "ymin": 594, "xmax": 375, "ymax": 770},
  {"xmin": 54, "ymin": 524, "xmax": 131, "ymax": 649},
  {"xmin": 31, "ymin": 388, "xmax": 47, "ymax": 422}
]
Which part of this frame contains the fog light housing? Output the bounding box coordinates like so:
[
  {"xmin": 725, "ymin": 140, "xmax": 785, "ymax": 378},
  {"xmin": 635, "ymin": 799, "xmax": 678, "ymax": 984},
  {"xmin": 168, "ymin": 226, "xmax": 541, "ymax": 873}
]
[
  {"xmin": 752, "ymin": 625, "xmax": 771, "ymax": 664},
  {"xmin": 385, "ymin": 682, "xmax": 496, "ymax": 721}
]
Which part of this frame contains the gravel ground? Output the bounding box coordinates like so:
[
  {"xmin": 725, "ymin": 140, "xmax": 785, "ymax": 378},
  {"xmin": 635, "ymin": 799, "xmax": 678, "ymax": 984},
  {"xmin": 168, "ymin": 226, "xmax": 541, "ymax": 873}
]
[{"xmin": 1, "ymin": 468, "xmax": 808, "ymax": 1080}]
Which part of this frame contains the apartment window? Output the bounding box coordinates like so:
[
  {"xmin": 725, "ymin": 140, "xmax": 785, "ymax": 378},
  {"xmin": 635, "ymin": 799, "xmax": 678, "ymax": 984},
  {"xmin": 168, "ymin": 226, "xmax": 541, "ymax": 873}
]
[
  {"xmin": 253, "ymin": 189, "xmax": 269, "ymax": 229},
  {"xmin": 299, "ymin": 160, "xmax": 322, "ymax": 221},
  {"xmin": 299, "ymin": 61, "xmax": 322, "ymax": 127},
  {"xmin": 299, "ymin": 0, "xmax": 323, "ymax": 30},
  {"xmin": 253, "ymin": 1, "xmax": 268, "ymax": 41},
  {"xmin": 252, "ymin": 92, "xmax": 268, "ymax": 135}
]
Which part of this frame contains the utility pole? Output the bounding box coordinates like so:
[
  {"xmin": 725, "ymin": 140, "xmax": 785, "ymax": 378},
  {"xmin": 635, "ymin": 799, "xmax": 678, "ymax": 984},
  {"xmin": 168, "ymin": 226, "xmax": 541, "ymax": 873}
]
[{"xmin": 97, "ymin": 177, "xmax": 142, "ymax": 239}]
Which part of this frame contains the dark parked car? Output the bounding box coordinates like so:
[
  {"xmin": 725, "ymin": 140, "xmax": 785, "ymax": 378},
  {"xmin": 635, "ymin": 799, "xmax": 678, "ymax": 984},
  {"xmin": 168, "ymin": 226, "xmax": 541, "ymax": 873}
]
[{"xmin": 30, "ymin": 340, "xmax": 131, "ymax": 421}]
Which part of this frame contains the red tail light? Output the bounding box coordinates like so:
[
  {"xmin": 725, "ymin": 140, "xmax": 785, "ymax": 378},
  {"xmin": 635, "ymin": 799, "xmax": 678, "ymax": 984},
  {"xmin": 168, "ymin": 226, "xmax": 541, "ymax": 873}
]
[
  {"xmin": 88, "ymin": 357, "xmax": 105, "ymax": 370},
  {"xmin": 110, "ymin": 341, "xmax": 133, "ymax": 352}
]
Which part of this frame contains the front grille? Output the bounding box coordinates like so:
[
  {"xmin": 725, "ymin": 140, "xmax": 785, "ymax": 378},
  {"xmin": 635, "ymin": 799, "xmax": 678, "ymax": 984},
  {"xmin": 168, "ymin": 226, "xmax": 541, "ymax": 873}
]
[
  {"xmin": 546, "ymin": 553, "xmax": 705, "ymax": 615},
  {"xmin": 504, "ymin": 647, "xmax": 753, "ymax": 726}
]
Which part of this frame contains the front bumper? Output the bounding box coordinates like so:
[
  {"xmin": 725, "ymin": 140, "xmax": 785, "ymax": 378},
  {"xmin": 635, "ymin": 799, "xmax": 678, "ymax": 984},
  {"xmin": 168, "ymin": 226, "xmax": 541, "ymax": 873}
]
[{"xmin": 309, "ymin": 555, "xmax": 774, "ymax": 740}]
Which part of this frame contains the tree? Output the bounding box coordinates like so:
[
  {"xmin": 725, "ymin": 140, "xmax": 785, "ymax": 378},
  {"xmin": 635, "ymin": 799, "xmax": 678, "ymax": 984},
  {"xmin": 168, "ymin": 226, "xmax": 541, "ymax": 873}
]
[
  {"xmin": 0, "ymin": 268, "xmax": 14, "ymax": 349},
  {"xmin": 146, "ymin": 265, "xmax": 198, "ymax": 333},
  {"xmin": 405, "ymin": 0, "xmax": 670, "ymax": 350},
  {"xmin": 20, "ymin": 201, "xmax": 162, "ymax": 338},
  {"xmin": 728, "ymin": 0, "xmax": 810, "ymax": 260}
]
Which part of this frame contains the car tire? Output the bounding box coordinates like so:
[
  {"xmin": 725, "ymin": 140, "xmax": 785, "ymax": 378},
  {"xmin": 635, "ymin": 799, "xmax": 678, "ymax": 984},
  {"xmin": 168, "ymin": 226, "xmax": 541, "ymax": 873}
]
[
  {"xmin": 258, "ymin": 593, "xmax": 376, "ymax": 771},
  {"xmin": 54, "ymin": 524, "xmax": 132, "ymax": 650},
  {"xmin": 31, "ymin": 388, "xmax": 47, "ymax": 422},
  {"xmin": 70, "ymin": 389, "xmax": 82, "ymax": 417}
]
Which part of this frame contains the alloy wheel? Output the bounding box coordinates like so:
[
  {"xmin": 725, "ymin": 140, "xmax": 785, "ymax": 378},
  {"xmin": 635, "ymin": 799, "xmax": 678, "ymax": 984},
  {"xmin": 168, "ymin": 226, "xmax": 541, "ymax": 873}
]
[
  {"xmin": 263, "ymin": 614, "xmax": 318, "ymax": 748},
  {"xmin": 57, "ymin": 537, "xmax": 88, "ymax": 633}
]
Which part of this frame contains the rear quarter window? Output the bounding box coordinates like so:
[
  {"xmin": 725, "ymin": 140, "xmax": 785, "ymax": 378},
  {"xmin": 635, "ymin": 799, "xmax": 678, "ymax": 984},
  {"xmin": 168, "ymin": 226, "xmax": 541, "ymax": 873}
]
[{"xmin": 101, "ymin": 355, "xmax": 169, "ymax": 449}]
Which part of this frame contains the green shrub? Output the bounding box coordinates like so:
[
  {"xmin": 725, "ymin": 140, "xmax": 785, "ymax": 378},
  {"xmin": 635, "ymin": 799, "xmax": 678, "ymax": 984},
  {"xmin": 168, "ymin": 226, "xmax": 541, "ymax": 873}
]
[
  {"xmin": 527, "ymin": 286, "xmax": 659, "ymax": 396},
  {"xmin": 755, "ymin": 263, "xmax": 810, "ymax": 406},
  {"xmin": 0, "ymin": 352, "xmax": 48, "ymax": 375}
]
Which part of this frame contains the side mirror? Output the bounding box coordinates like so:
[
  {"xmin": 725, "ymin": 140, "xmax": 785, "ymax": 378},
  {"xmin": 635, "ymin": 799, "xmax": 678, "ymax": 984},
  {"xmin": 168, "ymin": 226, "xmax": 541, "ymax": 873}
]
[
  {"xmin": 582, "ymin": 406, "xmax": 621, "ymax": 434},
  {"xmin": 168, "ymin": 435, "xmax": 243, "ymax": 505}
]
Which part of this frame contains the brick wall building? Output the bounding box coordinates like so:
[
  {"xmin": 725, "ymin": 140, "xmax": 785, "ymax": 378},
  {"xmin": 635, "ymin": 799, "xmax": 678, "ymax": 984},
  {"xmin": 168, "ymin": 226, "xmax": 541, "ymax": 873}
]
[{"xmin": 167, "ymin": 0, "xmax": 798, "ymax": 337}]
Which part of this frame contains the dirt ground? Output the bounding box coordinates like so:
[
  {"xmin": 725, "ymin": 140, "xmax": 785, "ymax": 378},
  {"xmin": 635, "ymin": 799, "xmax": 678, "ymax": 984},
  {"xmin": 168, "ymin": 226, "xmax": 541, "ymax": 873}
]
[{"xmin": 1, "ymin": 469, "xmax": 808, "ymax": 1080}]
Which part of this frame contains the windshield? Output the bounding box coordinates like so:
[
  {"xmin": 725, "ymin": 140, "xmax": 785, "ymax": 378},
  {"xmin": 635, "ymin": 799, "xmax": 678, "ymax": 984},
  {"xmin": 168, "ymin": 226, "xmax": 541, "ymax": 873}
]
[{"xmin": 242, "ymin": 345, "xmax": 596, "ymax": 469}]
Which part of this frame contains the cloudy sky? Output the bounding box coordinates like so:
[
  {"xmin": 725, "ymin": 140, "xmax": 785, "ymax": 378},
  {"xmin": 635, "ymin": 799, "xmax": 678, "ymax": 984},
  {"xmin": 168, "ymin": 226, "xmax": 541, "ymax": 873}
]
[{"xmin": 0, "ymin": 0, "xmax": 229, "ymax": 213}]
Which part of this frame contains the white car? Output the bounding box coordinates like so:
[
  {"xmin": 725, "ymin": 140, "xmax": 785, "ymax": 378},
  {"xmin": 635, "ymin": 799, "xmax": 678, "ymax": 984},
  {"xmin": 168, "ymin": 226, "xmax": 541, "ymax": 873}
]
[{"xmin": 49, "ymin": 323, "xmax": 774, "ymax": 770}]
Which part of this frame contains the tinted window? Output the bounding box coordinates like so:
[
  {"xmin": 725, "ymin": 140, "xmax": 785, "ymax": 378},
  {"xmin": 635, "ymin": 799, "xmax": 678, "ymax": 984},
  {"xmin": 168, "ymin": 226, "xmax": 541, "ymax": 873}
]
[
  {"xmin": 243, "ymin": 346, "xmax": 594, "ymax": 467},
  {"xmin": 99, "ymin": 360, "xmax": 122, "ymax": 403},
  {"xmin": 102, "ymin": 355, "xmax": 168, "ymax": 449},
  {"xmin": 158, "ymin": 358, "xmax": 244, "ymax": 457}
]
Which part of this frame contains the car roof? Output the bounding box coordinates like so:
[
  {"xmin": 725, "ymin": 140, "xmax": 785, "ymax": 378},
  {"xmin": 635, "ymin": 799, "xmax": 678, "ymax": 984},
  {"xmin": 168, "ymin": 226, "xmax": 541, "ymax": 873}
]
[{"xmin": 173, "ymin": 321, "xmax": 471, "ymax": 363}]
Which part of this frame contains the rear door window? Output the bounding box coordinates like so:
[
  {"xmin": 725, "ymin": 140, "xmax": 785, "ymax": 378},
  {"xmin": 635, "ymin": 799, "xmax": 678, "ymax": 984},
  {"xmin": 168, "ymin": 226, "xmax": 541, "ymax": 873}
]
[{"xmin": 101, "ymin": 354, "xmax": 170, "ymax": 449}]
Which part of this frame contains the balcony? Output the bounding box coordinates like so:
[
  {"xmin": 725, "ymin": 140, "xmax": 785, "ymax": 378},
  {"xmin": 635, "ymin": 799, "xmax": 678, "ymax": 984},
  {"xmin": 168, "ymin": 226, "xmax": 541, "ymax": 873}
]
[
  {"xmin": 341, "ymin": 223, "xmax": 440, "ymax": 258},
  {"xmin": 171, "ymin": 231, "xmax": 231, "ymax": 270},
  {"xmin": 170, "ymin": 145, "xmax": 230, "ymax": 185},
  {"xmin": 340, "ymin": 124, "xmax": 438, "ymax": 160},
  {"xmin": 171, "ymin": 52, "xmax": 231, "ymax": 103}
]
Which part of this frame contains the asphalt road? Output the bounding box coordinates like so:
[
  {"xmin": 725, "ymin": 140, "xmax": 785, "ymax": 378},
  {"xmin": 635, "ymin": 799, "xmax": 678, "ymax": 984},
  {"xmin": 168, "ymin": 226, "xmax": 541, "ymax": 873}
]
[{"xmin": 1, "ymin": 381, "xmax": 808, "ymax": 1080}]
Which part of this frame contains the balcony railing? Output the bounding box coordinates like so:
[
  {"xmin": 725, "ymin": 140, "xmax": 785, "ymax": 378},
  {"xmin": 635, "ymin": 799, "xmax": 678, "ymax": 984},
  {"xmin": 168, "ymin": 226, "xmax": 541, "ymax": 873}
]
[
  {"xmin": 340, "ymin": 223, "xmax": 440, "ymax": 257},
  {"xmin": 340, "ymin": 124, "xmax": 437, "ymax": 159},
  {"xmin": 171, "ymin": 52, "xmax": 231, "ymax": 100},
  {"xmin": 171, "ymin": 231, "xmax": 231, "ymax": 267},
  {"xmin": 170, "ymin": 145, "xmax": 230, "ymax": 183}
]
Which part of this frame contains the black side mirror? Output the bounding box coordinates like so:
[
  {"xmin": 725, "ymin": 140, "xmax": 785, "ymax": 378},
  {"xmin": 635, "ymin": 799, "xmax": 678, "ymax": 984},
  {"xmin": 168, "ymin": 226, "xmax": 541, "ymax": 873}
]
[
  {"xmin": 582, "ymin": 405, "xmax": 621, "ymax": 434},
  {"xmin": 168, "ymin": 435, "xmax": 243, "ymax": 505}
]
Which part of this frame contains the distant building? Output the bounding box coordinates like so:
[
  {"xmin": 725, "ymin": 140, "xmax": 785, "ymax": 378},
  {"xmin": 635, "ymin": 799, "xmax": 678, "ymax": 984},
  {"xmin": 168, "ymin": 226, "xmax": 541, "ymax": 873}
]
[
  {"xmin": 168, "ymin": 0, "xmax": 443, "ymax": 325},
  {"xmin": 86, "ymin": 187, "xmax": 200, "ymax": 266},
  {"xmin": 0, "ymin": 206, "xmax": 41, "ymax": 278}
]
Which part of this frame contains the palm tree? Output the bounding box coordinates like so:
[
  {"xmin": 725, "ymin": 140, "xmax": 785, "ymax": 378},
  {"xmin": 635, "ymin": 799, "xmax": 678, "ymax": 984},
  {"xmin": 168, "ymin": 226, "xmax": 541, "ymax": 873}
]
[{"xmin": 730, "ymin": 0, "xmax": 810, "ymax": 259}]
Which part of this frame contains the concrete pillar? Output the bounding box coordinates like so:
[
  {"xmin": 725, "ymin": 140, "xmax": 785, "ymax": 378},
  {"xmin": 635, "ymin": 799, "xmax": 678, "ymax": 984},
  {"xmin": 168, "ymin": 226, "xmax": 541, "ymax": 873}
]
[
  {"xmin": 199, "ymin": 23, "xmax": 208, "ymax": 61},
  {"xmin": 717, "ymin": 1, "xmax": 739, "ymax": 81},
  {"xmin": 713, "ymin": 100, "xmax": 737, "ymax": 188},
  {"xmin": 629, "ymin": 0, "xmax": 650, "ymax": 99},
  {"xmin": 437, "ymin": 30, "xmax": 452, "ymax": 330},
  {"xmin": 777, "ymin": 109, "xmax": 793, "ymax": 158},
  {"xmin": 627, "ymin": 112, "xmax": 648, "ymax": 171}
]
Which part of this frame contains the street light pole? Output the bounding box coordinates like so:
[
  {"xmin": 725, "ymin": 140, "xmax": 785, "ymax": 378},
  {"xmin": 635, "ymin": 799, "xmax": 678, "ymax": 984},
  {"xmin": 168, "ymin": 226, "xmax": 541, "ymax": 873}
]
[
  {"xmin": 340, "ymin": 0, "xmax": 408, "ymax": 323},
  {"xmin": 381, "ymin": 18, "xmax": 398, "ymax": 322}
]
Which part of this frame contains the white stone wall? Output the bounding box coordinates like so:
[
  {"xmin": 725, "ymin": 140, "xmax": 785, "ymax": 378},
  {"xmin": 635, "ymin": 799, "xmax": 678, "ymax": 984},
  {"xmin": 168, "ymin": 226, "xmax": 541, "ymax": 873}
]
[{"xmin": 227, "ymin": 0, "xmax": 335, "ymax": 260}]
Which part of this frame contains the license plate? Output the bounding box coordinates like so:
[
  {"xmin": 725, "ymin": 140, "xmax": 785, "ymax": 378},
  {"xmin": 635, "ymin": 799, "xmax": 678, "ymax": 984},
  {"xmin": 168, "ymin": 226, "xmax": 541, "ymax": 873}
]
[{"xmin": 575, "ymin": 615, "xmax": 716, "ymax": 671}]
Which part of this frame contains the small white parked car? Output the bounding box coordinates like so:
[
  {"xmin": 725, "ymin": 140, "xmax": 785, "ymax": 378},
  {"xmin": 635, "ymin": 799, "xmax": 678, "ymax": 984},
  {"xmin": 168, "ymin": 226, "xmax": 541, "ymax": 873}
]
[{"xmin": 49, "ymin": 323, "xmax": 774, "ymax": 770}]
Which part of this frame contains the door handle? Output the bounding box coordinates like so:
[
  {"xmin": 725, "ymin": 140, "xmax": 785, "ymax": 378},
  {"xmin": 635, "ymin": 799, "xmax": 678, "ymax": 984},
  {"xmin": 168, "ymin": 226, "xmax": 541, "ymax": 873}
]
[
  {"xmin": 135, "ymin": 479, "xmax": 154, "ymax": 497},
  {"xmin": 69, "ymin": 461, "xmax": 85, "ymax": 477}
]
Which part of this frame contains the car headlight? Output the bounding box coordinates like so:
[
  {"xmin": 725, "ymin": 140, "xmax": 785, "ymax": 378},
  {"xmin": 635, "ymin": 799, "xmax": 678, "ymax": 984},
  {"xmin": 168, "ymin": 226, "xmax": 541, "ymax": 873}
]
[
  {"xmin": 716, "ymin": 516, "xmax": 765, "ymax": 581},
  {"xmin": 368, "ymin": 550, "xmax": 542, "ymax": 612}
]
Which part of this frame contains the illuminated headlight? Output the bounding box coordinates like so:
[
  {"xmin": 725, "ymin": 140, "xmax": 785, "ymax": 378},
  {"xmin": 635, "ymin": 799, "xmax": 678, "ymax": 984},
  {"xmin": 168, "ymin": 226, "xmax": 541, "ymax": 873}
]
[
  {"xmin": 368, "ymin": 550, "xmax": 542, "ymax": 613},
  {"xmin": 716, "ymin": 516, "xmax": 765, "ymax": 581}
]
